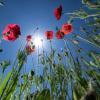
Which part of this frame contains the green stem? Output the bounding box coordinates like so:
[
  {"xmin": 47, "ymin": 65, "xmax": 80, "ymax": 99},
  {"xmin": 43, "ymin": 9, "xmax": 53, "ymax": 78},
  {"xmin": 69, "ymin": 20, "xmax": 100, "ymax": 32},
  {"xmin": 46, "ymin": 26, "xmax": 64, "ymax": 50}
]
[
  {"xmin": 77, "ymin": 35, "xmax": 100, "ymax": 49},
  {"xmin": 64, "ymin": 12, "xmax": 100, "ymax": 19},
  {"xmin": 38, "ymin": 45, "xmax": 39, "ymax": 64},
  {"xmin": 63, "ymin": 38, "xmax": 76, "ymax": 67},
  {"xmin": 41, "ymin": 40, "xmax": 46, "ymax": 88}
]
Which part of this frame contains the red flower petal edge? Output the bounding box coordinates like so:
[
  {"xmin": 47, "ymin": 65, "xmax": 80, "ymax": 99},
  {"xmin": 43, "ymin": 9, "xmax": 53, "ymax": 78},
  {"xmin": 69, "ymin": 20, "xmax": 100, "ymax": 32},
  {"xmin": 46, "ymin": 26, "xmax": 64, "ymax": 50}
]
[
  {"xmin": 26, "ymin": 35, "xmax": 32, "ymax": 42},
  {"xmin": 61, "ymin": 23, "xmax": 73, "ymax": 34},
  {"xmin": 56, "ymin": 30, "xmax": 64, "ymax": 39},
  {"xmin": 45, "ymin": 31, "xmax": 53, "ymax": 40},
  {"xmin": 2, "ymin": 24, "xmax": 21, "ymax": 41}
]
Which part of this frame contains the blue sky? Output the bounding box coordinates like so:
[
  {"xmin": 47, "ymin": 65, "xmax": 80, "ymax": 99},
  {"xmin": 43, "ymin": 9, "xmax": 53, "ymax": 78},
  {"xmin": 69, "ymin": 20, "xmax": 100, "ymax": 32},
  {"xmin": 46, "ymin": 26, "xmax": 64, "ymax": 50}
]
[
  {"xmin": 2, "ymin": 0, "xmax": 98, "ymax": 76},
  {"xmin": 0, "ymin": 0, "xmax": 82, "ymax": 73},
  {"xmin": 0, "ymin": 0, "xmax": 81, "ymax": 53}
]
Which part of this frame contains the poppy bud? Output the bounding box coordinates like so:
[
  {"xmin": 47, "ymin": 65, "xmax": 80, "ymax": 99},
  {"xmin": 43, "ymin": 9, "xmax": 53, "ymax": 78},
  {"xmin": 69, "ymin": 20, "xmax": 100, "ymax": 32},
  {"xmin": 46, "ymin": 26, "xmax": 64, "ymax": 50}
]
[
  {"xmin": 54, "ymin": 5, "xmax": 62, "ymax": 20},
  {"xmin": 26, "ymin": 35, "xmax": 32, "ymax": 42},
  {"xmin": 45, "ymin": 31, "xmax": 53, "ymax": 40}
]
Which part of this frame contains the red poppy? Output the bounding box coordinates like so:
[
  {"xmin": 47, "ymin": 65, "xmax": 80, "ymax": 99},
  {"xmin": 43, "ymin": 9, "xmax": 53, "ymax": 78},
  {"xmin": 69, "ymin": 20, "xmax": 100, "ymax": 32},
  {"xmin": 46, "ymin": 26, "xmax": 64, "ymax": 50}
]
[
  {"xmin": 2, "ymin": 24, "xmax": 21, "ymax": 41},
  {"xmin": 26, "ymin": 43, "xmax": 35, "ymax": 55},
  {"xmin": 45, "ymin": 31, "xmax": 53, "ymax": 40},
  {"xmin": 26, "ymin": 35, "xmax": 32, "ymax": 42},
  {"xmin": 61, "ymin": 23, "xmax": 73, "ymax": 34},
  {"xmin": 56, "ymin": 30, "xmax": 64, "ymax": 39},
  {"xmin": 54, "ymin": 5, "xmax": 62, "ymax": 20}
]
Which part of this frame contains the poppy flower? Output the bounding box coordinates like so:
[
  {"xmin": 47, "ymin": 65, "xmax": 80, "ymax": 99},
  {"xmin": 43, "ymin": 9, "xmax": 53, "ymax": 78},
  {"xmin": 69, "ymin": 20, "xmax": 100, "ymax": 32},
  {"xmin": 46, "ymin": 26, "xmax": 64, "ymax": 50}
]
[
  {"xmin": 45, "ymin": 31, "xmax": 53, "ymax": 40},
  {"xmin": 26, "ymin": 42, "xmax": 35, "ymax": 55},
  {"xmin": 56, "ymin": 30, "xmax": 64, "ymax": 39},
  {"xmin": 2, "ymin": 24, "xmax": 21, "ymax": 41},
  {"xmin": 26, "ymin": 35, "xmax": 32, "ymax": 42},
  {"xmin": 54, "ymin": 5, "xmax": 62, "ymax": 20},
  {"xmin": 61, "ymin": 23, "xmax": 73, "ymax": 34}
]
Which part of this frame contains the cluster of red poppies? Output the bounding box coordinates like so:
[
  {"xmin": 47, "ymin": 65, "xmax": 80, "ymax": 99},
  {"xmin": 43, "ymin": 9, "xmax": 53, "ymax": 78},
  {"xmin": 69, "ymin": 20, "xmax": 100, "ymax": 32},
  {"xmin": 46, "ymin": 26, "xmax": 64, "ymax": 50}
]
[
  {"xmin": 45, "ymin": 23, "xmax": 73, "ymax": 40},
  {"xmin": 45, "ymin": 5, "xmax": 73, "ymax": 40},
  {"xmin": 2, "ymin": 5, "xmax": 73, "ymax": 54}
]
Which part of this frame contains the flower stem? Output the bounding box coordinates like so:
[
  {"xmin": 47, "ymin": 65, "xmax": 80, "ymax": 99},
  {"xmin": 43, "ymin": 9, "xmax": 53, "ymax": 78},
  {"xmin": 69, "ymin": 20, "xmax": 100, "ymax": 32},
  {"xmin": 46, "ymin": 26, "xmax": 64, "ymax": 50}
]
[
  {"xmin": 76, "ymin": 35, "xmax": 100, "ymax": 49},
  {"xmin": 64, "ymin": 12, "xmax": 100, "ymax": 19},
  {"xmin": 38, "ymin": 45, "xmax": 39, "ymax": 64},
  {"xmin": 63, "ymin": 38, "xmax": 76, "ymax": 67}
]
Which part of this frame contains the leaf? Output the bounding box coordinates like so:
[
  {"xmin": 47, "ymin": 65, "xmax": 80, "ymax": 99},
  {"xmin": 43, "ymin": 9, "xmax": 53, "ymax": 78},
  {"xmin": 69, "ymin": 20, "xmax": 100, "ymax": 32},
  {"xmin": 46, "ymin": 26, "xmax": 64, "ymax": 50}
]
[
  {"xmin": 2, "ymin": 73, "xmax": 19, "ymax": 99},
  {"xmin": 73, "ymin": 89, "xmax": 78, "ymax": 100},
  {"xmin": 4, "ymin": 81, "xmax": 17, "ymax": 100},
  {"xmin": 17, "ymin": 50, "xmax": 26, "ymax": 63},
  {"xmin": 90, "ymin": 52, "xmax": 100, "ymax": 67},
  {"xmin": 64, "ymin": 51, "xmax": 68, "ymax": 56},
  {"xmin": 89, "ymin": 61, "xmax": 98, "ymax": 67},
  {"xmin": 82, "ymin": 0, "xmax": 89, "ymax": 4},
  {"xmin": 36, "ymin": 89, "xmax": 50, "ymax": 100},
  {"xmin": 0, "ymin": 60, "xmax": 10, "ymax": 73},
  {"xmin": 81, "ymin": 58, "xmax": 90, "ymax": 67},
  {"xmin": 0, "ymin": 71, "xmax": 12, "ymax": 96}
]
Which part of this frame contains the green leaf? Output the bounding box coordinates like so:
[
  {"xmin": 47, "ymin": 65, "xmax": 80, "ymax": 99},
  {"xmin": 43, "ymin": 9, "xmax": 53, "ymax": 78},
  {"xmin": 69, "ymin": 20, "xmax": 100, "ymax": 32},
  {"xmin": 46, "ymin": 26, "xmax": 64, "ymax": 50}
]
[
  {"xmin": 36, "ymin": 89, "xmax": 50, "ymax": 100},
  {"xmin": 0, "ymin": 71, "xmax": 12, "ymax": 96},
  {"xmin": 17, "ymin": 50, "xmax": 26, "ymax": 63},
  {"xmin": 0, "ymin": 60, "xmax": 10, "ymax": 73},
  {"xmin": 64, "ymin": 51, "xmax": 68, "ymax": 56},
  {"xmin": 89, "ymin": 52, "xmax": 100, "ymax": 67},
  {"xmin": 89, "ymin": 61, "xmax": 98, "ymax": 67},
  {"xmin": 73, "ymin": 89, "xmax": 78, "ymax": 100},
  {"xmin": 4, "ymin": 81, "xmax": 17, "ymax": 100},
  {"xmin": 81, "ymin": 58, "xmax": 90, "ymax": 67}
]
